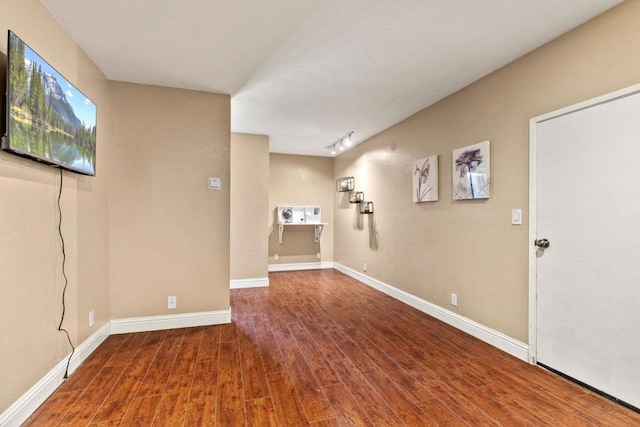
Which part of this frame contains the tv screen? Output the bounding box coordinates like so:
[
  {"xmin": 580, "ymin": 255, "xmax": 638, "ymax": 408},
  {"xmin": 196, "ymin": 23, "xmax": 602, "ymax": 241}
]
[{"xmin": 2, "ymin": 31, "xmax": 96, "ymax": 176}]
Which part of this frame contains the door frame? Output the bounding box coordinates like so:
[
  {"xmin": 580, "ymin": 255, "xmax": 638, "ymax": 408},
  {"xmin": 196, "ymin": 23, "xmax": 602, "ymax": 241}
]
[{"xmin": 527, "ymin": 82, "xmax": 640, "ymax": 364}]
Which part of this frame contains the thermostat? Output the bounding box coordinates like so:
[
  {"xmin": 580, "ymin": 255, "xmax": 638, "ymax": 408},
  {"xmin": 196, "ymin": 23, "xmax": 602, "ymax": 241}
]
[{"xmin": 208, "ymin": 177, "xmax": 221, "ymax": 190}]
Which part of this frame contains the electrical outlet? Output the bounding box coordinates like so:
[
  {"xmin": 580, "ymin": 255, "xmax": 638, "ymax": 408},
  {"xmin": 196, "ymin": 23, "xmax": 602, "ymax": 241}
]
[
  {"xmin": 274, "ymin": 254, "xmax": 279, "ymax": 260},
  {"xmin": 317, "ymin": 252, "xmax": 321, "ymax": 259},
  {"xmin": 363, "ymin": 262, "xmax": 367, "ymax": 272},
  {"xmin": 89, "ymin": 310, "xmax": 94, "ymax": 327},
  {"xmin": 451, "ymin": 293, "xmax": 458, "ymax": 307},
  {"xmin": 168, "ymin": 296, "xmax": 177, "ymax": 309}
]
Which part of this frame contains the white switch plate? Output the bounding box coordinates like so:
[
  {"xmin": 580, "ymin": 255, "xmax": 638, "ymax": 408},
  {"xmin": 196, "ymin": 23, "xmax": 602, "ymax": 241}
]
[
  {"xmin": 168, "ymin": 296, "xmax": 177, "ymax": 309},
  {"xmin": 89, "ymin": 310, "xmax": 94, "ymax": 326},
  {"xmin": 511, "ymin": 208, "xmax": 522, "ymax": 225},
  {"xmin": 451, "ymin": 293, "xmax": 458, "ymax": 307},
  {"xmin": 208, "ymin": 177, "xmax": 221, "ymax": 190}
]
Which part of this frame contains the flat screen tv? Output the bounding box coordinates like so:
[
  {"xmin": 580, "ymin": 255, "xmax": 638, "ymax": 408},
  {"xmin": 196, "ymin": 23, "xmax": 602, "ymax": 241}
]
[{"xmin": 2, "ymin": 31, "xmax": 96, "ymax": 176}]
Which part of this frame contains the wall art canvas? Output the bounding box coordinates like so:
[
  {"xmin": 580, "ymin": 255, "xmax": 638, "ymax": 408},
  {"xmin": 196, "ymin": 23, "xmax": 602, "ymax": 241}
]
[
  {"xmin": 413, "ymin": 155, "xmax": 438, "ymax": 202},
  {"xmin": 452, "ymin": 141, "xmax": 490, "ymax": 200}
]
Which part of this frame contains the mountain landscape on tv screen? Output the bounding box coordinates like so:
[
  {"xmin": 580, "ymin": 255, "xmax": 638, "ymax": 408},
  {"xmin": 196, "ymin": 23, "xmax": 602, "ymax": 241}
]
[{"xmin": 8, "ymin": 32, "xmax": 96, "ymax": 175}]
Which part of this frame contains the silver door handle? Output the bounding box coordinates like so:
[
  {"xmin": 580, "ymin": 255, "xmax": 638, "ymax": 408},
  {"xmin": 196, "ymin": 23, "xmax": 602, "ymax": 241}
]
[{"xmin": 534, "ymin": 239, "xmax": 550, "ymax": 249}]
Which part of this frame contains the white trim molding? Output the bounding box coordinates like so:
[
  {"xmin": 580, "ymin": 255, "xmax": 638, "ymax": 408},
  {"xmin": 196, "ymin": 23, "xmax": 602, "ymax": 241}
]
[
  {"xmin": 230, "ymin": 277, "xmax": 269, "ymax": 289},
  {"xmin": 268, "ymin": 261, "xmax": 334, "ymax": 272},
  {"xmin": 0, "ymin": 323, "xmax": 110, "ymax": 427},
  {"xmin": 334, "ymin": 263, "xmax": 529, "ymax": 362},
  {"xmin": 110, "ymin": 310, "xmax": 231, "ymax": 335}
]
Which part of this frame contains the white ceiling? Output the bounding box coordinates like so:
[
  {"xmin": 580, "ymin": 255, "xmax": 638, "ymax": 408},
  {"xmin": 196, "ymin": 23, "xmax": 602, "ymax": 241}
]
[{"xmin": 42, "ymin": 0, "xmax": 622, "ymax": 156}]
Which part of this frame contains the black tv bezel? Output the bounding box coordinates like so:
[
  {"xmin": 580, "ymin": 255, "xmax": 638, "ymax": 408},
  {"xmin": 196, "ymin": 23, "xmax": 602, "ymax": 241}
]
[{"xmin": 2, "ymin": 30, "xmax": 97, "ymax": 177}]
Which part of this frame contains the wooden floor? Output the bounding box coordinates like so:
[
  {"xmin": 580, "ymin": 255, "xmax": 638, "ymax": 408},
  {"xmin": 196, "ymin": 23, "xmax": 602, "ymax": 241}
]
[{"xmin": 25, "ymin": 269, "xmax": 640, "ymax": 426}]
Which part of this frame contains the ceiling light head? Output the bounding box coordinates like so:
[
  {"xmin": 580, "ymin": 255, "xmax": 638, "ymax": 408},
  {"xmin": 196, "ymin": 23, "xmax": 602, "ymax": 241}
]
[
  {"xmin": 338, "ymin": 142, "xmax": 345, "ymax": 151},
  {"xmin": 330, "ymin": 147, "xmax": 336, "ymax": 155},
  {"xmin": 343, "ymin": 132, "xmax": 353, "ymax": 147}
]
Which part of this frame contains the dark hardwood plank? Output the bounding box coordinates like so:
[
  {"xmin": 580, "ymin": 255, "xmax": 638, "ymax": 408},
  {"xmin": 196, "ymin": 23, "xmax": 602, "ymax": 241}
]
[
  {"xmin": 357, "ymin": 361, "xmax": 435, "ymax": 426},
  {"xmin": 120, "ymin": 394, "xmax": 161, "ymax": 426},
  {"xmin": 183, "ymin": 360, "xmax": 218, "ymax": 425},
  {"xmin": 246, "ymin": 397, "xmax": 278, "ymax": 427},
  {"xmin": 104, "ymin": 331, "xmax": 149, "ymax": 367},
  {"xmin": 251, "ymin": 311, "xmax": 287, "ymax": 375},
  {"xmin": 268, "ymin": 371, "xmax": 311, "ymax": 426},
  {"xmin": 308, "ymin": 417, "xmax": 344, "ymax": 427},
  {"xmin": 58, "ymin": 366, "xmax": 123, "ymax": 425},
  {"xmin": 237, "ymin": 317, "xmax": 271, "ymax": 400},
  {"xmin": 287, "ymin": 320, "xmax": 341, "ymax": 387},
  {"xmin": 215, "ymin": 339, "xmax": 246, "ymax": 426},
  {"xmin": 417, "ymin": 397, "xmax": 468, "ymax": 426},
  {"xmin": 329, "ymin": 357, "xmax": 403, "ymax": 426},
  {"xmin": 134, "ymin": 328, "xmax": 184, "ymax": 398},
  {"xmin": 322, "ymin": 383, "xmax": 373, "ymax": 427},
  {"xmin": 152, "ymin": 374, "xmax": 192, "ymax": 425},
  {"xmin": 270, "ymin": 323, "xmax": 334, "ymax": 422},
  {"xmin": 170, "ymin": 326, "xmax": 202, "ymax": 378},
  {"xmin": 22, "ymin": 390, "xmax": 80, "ymax": 426},
  {"xmin": 88, "ymin": 362, "xmax": 148, "ymax": 423}
]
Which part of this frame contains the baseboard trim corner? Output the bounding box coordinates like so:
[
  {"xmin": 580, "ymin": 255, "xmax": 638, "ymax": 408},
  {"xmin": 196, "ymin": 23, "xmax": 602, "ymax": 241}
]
[
  {"xmin": 268, "ymin": 261, "xmax": 334, "ymax": 272},
  {"xmin": 230, "ymin": 277, "xmax": 269, "ymax": 289},
  {"xmin": 0, "ymin": 322, "xmax": 110, "ymax": 427},
  {"xmin": 333, "ymin": 263, "xmax": 529, "ymax": 362},
  {"xmin": 110, "ymin": 309, "xmax": 231, "ymax": 335}
]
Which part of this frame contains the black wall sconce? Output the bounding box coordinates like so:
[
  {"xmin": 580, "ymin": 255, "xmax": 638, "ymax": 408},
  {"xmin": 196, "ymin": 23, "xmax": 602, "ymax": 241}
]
[
  {"xmin": 350, "ymin": 191, "xmax": 364, "ymax": 203},
  {"xmin": 360, "ymin": 201, "xmax": 374, "ymax": 214},
  {"xmin": 336, "ymin": 176, "xmax": 355, "ymax": 192}
]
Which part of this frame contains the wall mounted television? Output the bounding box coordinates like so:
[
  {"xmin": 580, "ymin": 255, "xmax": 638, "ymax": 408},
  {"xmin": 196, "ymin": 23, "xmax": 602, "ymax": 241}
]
[{"xmin": 2, "ymin": 30, "xmax": 96, "ymax": 176}]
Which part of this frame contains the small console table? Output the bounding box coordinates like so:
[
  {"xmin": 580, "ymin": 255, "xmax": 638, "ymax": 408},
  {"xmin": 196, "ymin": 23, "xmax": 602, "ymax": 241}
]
[{"xmin": 276, "ymin": 206, "xmax": 326, "ymax": 244}]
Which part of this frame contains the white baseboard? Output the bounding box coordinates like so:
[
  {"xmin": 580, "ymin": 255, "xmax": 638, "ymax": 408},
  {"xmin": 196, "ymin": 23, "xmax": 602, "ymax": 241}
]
[
  {"xmin": 110, "ymin": 309, "xmax": 231, "ymax": 335},
  {"xmin": 268, "ymin": 261, "xmax": 335, "ymax": 272},
  {"xmin": 0, "ymin": 322, "xmax": 110, "ymax": 427},
  {"xmin": 333, "ymin": 263, "xmax": 529, "ymax": 362},
  {"xmin": 230, "ymin": 277, "xmax": 269, "ymax": 289}
]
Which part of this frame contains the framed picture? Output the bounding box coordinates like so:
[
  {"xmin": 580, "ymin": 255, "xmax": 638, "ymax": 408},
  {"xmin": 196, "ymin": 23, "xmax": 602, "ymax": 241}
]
[
  {"xmin": 413, "ymin": 155, "xmax": 438, "ymax": 202},
  {"xmin": 452, "ymin": 141, "xmax": 490, "ymax": 200}
]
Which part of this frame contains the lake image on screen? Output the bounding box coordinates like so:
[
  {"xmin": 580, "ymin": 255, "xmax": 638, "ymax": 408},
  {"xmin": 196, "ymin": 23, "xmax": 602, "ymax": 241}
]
[{"xmin": 8, "ymin": 32, "xmax": 96, "ymax": 175}]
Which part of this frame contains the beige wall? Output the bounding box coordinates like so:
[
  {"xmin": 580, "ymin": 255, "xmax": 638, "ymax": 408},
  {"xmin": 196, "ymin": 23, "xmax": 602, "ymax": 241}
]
[
  {"xmin": 269, "ymin": 154, "xmax": 334, "ymax": 265},
  {"xmin": 0, "ymin": 0, "xmax": 110, "ymax": 412},
  {"xmin": 231, "ymin": 133, "xmax": 269, "ymax": 280},
  {"xmin": 334, "ymin": 1, "xmax": 640, "ymax": 343},
  {"xmin": 108, "ymin": 82, "xmax": 230, "ymax": 318}
]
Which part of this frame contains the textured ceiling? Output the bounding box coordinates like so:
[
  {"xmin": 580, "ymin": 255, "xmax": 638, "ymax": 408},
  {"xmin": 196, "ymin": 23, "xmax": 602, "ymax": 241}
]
[{"xmin": 42, "ymin": 0, "xmax": 622, "ymax": 156}]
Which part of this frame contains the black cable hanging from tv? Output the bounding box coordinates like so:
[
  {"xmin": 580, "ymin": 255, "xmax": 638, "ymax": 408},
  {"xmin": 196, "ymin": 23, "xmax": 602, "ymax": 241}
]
[{"xmin": 57, "ymin": 168, "xmax": 75, "ymax": 379}]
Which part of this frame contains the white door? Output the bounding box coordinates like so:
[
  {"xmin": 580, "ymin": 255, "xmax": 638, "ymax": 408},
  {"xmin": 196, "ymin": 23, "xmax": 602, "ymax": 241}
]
[{"xmin": 532, "ymin": 87, "xmax": 640, "ymax": 410}]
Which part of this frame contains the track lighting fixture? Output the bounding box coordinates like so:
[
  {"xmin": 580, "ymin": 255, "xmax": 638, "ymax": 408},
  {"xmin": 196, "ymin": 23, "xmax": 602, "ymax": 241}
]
[{"xmin": 327, "ymin": 131, "xmax": 355, "ymax": 155}]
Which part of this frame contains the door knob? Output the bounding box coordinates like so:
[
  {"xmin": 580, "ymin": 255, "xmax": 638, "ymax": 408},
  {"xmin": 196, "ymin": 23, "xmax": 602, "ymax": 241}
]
[{"xmin": 534, "ymin": 239, "xmax": 550, "ymax": 249}]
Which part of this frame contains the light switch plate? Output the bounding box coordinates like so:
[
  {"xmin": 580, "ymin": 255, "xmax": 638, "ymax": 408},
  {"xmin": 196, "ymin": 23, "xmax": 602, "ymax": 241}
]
[{"xmin": 511, "ymin": 208, "xmax": 522, "ymax": 225}]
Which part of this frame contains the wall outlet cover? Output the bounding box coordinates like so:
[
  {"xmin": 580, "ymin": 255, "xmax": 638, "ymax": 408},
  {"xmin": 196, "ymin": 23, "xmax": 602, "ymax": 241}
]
[
  {"xmin": 451, "ymin": 293, "xmax": 458, "ymax": 307},
  {"xmin": 168, "ymin": 296, "xmax": 177, "ymax": 309}
]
